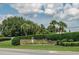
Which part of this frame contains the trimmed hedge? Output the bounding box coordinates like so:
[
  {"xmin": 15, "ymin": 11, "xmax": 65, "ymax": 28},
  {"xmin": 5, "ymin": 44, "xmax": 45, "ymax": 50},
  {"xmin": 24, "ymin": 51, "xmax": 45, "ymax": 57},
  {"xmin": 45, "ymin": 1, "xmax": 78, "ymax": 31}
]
[
  {"xmin": 11, "ymin": 32, "xmax": 79, "ymax": 45},
  {"xmin": 36, "ymin": 32, "xmax": 79, "ymax": 41},
  {"xmin": 60, "ymin": 42, "xmax": 79, "ymax": 46},
  {"xmin": 0, "ymin": 35, "xmax": 4, "ymax": 37},
  {"xmin": 0, "ymin": 37, "xmax": 11, "ymax": 41}
]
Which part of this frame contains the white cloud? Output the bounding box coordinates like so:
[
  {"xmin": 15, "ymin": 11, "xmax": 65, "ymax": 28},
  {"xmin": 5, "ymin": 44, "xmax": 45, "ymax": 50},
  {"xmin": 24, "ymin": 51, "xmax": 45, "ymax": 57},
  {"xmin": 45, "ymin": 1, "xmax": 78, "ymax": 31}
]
[
  {"xmin": 65, "ymin": 8, "xmax": 79, "ymax": 15},
  {"xmin": 10, "ymin": 3, "xmax": 56, "ymax": 15},
  {"xmin": 11, "ymin": 3, "xmax": 42, "ymax": 14},
  {"xmin": 44, "ymin": 4, "xmax": 55, "ymax": 15},
  {"xmin": 10, "ymin": 3, "xmax": 79, "ymax": 22},
  {"xmin": 64, "ymin": 3, "xmax": 72, "ymax": 9},
  {"xmin": 72, "ymin": 3, "xmax": 79, "ymax": 8},
  {"xmin": 11, "ymin": 4, "xmax": 32, "ymax": 14},
  {"xmin": 46, "ymin": 4, "xmax": 54, "ymax": 9},
  {"xmin": 45, "ymin": 8, "xmax": 54, "ymax": 15}
]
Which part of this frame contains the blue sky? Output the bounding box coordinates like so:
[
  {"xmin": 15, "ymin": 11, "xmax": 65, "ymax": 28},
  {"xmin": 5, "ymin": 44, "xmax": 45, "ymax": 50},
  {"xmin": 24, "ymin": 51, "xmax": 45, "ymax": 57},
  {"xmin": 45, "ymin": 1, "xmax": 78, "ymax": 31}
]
[{"xmin": 0, "ymin": 3, "xmax": 79, "ymax": 32}]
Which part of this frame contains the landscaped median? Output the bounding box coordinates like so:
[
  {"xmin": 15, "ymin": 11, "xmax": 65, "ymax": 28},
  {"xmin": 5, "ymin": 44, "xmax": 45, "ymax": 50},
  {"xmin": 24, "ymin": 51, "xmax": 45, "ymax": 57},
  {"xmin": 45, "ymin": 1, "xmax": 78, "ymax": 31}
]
[
  {"xmin": 0, "ymin": 32, "xmax": 77, "ymax": 51},
  {"xmin": 11, "ymin": 32, "xmax": 79, "ymax": 46},
  {"xmin": 1, "ymin": 40, "xmax": 79, "ymax": 51}
]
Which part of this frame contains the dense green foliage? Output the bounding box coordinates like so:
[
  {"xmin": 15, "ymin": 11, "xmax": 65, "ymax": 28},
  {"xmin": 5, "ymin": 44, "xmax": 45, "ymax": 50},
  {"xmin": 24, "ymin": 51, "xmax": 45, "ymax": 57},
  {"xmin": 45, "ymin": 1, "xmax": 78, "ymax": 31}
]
[
  {"xmin": 47, "ymin": 20, "xmax": 67, "ymax": 33},
  {"xmin": 35, "ymin": 32, "xmax": 79, "ymax": 41},
  {"xmin": 1, "ymin": 16, "xmax": 41, "ymax": 36},
  {"xmin": 0, "ymin": 16, "xmax": 67, "ymax": 37},
  {"xmin": 1, "ymin": 16, "xmax": 79, "ymax": 47},
  {"xmin": 36, "ymin": 24, "xmax": 49, "ymax": 34},
  {"xmin": 2, "ymin": 16, "xmax": 26, "ymax": 36},
  {"xmin": 11, "ymin": 35, "xmax": 32, "ymax": 45}
]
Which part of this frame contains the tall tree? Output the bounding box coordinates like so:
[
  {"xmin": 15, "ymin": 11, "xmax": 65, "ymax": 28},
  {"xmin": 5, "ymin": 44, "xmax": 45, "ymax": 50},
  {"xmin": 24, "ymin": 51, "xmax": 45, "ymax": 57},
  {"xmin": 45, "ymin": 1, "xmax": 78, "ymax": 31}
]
[
  {"xmin": 58, "ymin": 21, "xmax": 67, "ymax": 33},
  {"xmin": 47, "ymin": 20, "xmax": 58, "ymax": 32},
  {"xmin": 2, "ymin": 16, "xmax": 26, "ymax": 36},
  {"xmin": 1, "ymin": 16, "xmax": 40, "ymax": 36}
]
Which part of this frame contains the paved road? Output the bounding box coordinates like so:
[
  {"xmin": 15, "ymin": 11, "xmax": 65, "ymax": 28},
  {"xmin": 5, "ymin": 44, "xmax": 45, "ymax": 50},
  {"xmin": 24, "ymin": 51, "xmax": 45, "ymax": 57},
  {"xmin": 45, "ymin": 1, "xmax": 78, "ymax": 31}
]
[{"xmin": 0, "ymin": 48, "xmax": 79, "ymax": 55}]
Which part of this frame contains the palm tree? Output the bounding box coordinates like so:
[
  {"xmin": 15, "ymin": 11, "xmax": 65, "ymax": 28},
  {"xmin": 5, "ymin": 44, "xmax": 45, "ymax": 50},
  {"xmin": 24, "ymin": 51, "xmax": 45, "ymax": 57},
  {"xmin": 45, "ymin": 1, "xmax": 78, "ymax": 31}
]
[
  {"xmin": 58, "ymin": 21, "xmax": 67, "ymax": 33},
  {"xmin": 48, "ymin": 20, "xmax": 58, "ymax": 32}
]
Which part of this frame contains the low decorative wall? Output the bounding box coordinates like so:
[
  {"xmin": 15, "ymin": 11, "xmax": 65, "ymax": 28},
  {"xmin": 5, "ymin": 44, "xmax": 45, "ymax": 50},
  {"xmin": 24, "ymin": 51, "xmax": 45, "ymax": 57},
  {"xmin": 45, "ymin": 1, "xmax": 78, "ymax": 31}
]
[{"xmin": 20, "ymin": 39, "xmax": 55, "ymax": 45}]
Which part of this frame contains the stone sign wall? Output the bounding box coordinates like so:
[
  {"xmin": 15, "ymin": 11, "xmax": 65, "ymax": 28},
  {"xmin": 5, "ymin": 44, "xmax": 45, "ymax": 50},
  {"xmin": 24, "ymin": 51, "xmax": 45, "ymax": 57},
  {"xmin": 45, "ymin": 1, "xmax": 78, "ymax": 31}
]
[{"xmin": 20, "ymin": 39, "xmax": 50, "ymax": 45}]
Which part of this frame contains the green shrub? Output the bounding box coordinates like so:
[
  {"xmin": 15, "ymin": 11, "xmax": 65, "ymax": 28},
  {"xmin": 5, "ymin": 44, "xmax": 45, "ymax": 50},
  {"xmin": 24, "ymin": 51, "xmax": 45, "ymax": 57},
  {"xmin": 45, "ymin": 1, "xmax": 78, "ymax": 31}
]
[
  {"xmin": 56, "ymin": 40, "xmax": 61, "ymax": 45},
  {"xmin": 11, "ymin": 35, "xmax": 32, "ymax": 45},
  {"xmin": 35, "ymin": 32, "xmax": 79, "ymax": 41},
  {"xmin": 61, "ymin": 39, "xmax": 68, "ymax": 42},
  {"xmin": 68, "ymin": 39, "xmax": 74, "ymax": 42},
  {"xmin": 33, "ymin": 34, "xmax": 45, "ymax": 39},
  {"xmin": 0, "ymin": 37, "xmax": 11, "ymax": 41},
  {"xmin": 60, "ymin": 42, "xmax": 79, "ymax": 46}
]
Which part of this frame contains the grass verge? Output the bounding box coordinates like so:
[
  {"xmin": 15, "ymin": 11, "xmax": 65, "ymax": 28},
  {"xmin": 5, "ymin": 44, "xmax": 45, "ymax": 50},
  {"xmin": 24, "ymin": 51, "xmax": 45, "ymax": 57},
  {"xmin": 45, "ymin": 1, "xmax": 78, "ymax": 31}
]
[{"xmin": 0, "ymin": 40, "xmax": 79, "ymax": 51}]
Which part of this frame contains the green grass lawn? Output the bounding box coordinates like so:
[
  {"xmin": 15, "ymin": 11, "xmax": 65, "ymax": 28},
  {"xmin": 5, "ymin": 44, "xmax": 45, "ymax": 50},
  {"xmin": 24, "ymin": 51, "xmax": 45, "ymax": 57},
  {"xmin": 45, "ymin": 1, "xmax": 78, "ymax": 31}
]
[{"xmin": 0, "ymin": 40, "xmax": 79, "ymax": 51}]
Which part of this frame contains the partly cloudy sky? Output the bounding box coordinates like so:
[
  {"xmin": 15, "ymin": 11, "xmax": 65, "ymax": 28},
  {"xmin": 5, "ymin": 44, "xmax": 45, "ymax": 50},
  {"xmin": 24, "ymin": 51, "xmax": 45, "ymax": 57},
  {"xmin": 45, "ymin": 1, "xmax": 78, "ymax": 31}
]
[{"xmin": 0, "ymin": 3, "xmax": 79, "ymax": 32}]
